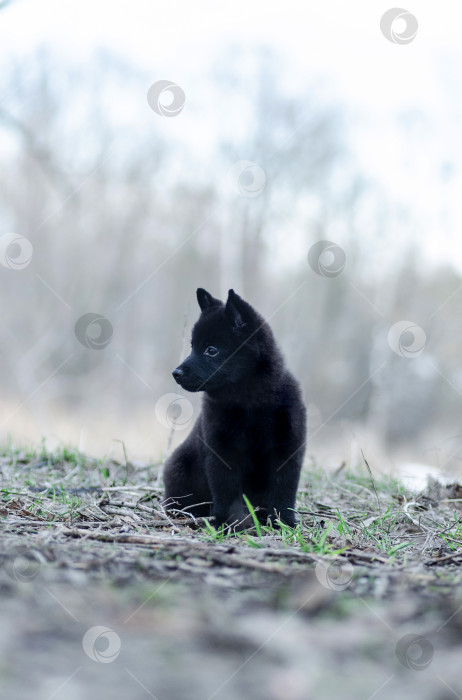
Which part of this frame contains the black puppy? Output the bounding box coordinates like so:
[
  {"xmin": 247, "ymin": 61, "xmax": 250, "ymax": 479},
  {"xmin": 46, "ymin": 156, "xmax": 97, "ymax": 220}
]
[{"xmin": 163, "ymin": 288, "xmax": 306, "ymax": 529}]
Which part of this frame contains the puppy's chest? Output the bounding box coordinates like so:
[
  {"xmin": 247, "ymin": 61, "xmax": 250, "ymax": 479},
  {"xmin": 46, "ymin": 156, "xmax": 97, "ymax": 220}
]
[{"xmin": 209, "ymin": 406, "xmax": 273, "ymax": 452}]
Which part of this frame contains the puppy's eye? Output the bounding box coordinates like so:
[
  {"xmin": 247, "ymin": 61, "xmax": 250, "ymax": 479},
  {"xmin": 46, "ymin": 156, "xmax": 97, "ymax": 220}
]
[{"xmin": 204, "ymin": 346, "xmax": 219, "ymax": 357}]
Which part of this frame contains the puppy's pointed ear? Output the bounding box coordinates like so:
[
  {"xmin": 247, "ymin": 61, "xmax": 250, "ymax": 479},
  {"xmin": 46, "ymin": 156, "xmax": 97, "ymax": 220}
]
[
  {"xmin": 196, "ymin": 288, "xmax": 221, "ymax": 312},
  {"xmin": 225, "ymin": 289, "xmax": 247, "ymax": 329}
]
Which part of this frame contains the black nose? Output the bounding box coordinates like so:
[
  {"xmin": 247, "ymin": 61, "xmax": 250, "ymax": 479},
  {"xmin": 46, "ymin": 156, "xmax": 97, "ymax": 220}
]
[{"xmin": 172, "ymin": 368, "xmax": 184, "ymax": 381}]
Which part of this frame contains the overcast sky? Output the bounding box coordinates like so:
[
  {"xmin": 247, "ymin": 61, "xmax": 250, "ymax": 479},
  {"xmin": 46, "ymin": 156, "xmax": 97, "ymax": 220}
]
[{"xmin": 1, "ymin": 0, "xmax": 462, "ymax": 271}]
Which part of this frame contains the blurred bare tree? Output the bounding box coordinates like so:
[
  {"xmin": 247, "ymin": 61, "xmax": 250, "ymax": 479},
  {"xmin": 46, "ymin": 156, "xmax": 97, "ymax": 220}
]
[{"xmin": 0, "ymin": 46, "xmax": 461, "ymax": 465}]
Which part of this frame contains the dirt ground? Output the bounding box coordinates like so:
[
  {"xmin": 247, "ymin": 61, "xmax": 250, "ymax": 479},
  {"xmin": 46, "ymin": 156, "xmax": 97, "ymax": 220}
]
[{"xmin": 1, "ymin": 447, "xmax": 462, "ymax": 700}]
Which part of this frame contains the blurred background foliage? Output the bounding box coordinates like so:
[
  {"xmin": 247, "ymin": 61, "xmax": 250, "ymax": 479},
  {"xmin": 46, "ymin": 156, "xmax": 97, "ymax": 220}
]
[{"xmin": 0, "ymin": 36, "xmax": 461, "ymax": 473}]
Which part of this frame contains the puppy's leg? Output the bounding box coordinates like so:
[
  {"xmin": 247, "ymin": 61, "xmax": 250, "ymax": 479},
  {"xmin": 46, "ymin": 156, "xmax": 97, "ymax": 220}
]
[
  {"xmin": 205, "ymin": 455, "xmax": 243, "ymax": 530},
  {"xmin": 163, "ymin": 443, "xmax": 211, "ymax": 518},
  {"xmin": 265, "ymin": 455, "xmax": 303, "ymax": 527}
]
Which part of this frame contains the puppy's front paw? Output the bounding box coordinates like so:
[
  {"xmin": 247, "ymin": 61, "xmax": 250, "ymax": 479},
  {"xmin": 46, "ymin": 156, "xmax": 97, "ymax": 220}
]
[
  {"xmin": 210, "ymin": 511, "xmax": 227, "ymax": 531},
  {"xmin": 266, "ymin": 507, "xmax": 298, "ymax": 528}
]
